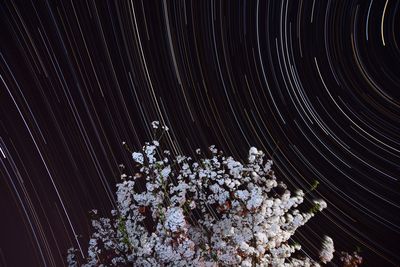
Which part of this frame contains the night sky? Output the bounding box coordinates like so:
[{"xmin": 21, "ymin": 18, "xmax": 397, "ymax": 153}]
[{"xmin": 0, "ymin": 0, "xmax": 399, "ymax": 266}]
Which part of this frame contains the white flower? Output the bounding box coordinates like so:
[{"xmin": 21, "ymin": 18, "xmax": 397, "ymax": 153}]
[
  {"xmin": 164, "ymin": 207, "xmax": 186, "ymax": 232},
  {"xmin": 209, "ymin": 145, "xmax": 217, "ymax": 154},
  {"xmin": 132, "ymin": 152, "xmax": 144, "ymax": 164},
  {"xmin": 145, "ymin": 145, "xmax": 157, "ymax": 163},
  {"xmin": 151, "ymin": 121, "xmax": 160, "ymax": 129},
  {"xmin": 313, "ymin": 199, "xmax": 327, "ymax": 211},
  {"xmin": 235, "ymin": 190, "xmax": 250, "ymax": 201},
  {"xmin": 319, "ymin": 236, "xmax": 334, "ymax": 263},
  {"xmin": 226, "ymin": 158, "xmax": 243, "ymax": 178},
  {"xmin": 264, "ymin": 160, "xmax": 273, "ymax": 172},
  {"xmin": 248, "ymin": 147, "xmax": 259, "ymax": 163},
  {"xmin": 246, "ymin": 187, "xmax": 263, "ymax": 209},
  {"xmin": 161, "ymin": 166, "xmax": 171, "ymax": 178},
  {"xmin": 66, "ymin": 248, "xmax": 78, "ymax": 267}
]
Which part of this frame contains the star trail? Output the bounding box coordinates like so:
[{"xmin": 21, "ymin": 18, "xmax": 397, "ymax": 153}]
[{"xmin": 0, "ymin": 0, "xmax": 399, "ymax": 266}]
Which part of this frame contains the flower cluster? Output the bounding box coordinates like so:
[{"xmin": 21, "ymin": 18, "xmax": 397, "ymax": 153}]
[
  {"xmin": 68, "ymin": 122, "xmax": 335, "ymax": 266},
  {"xmin": 340, "ymin": 251, "xmax": 363, "ymax": 267},
  {"xmin": 319, "ymin": 236, "xmax": 334, "ymax": 264}
]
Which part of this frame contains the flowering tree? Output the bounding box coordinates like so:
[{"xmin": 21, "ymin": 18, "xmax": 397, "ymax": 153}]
[{"xmin": 68, "ymin": 122, "xmax": 338, "ymax": 266}]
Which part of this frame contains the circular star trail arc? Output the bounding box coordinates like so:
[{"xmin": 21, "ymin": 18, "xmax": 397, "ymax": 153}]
[{"xmin": 0, "ymin": 0, "xmax": 399, "ymax": 266}]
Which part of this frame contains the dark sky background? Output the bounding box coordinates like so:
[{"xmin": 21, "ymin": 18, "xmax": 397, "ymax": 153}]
[{"xmin": 0, "ymin": 0, "xmax": 399, "ymax": 266}]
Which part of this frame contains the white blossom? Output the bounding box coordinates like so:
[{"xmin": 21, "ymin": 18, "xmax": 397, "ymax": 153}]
[
  {"xmin": 151, "ymin": 121, "xmax": 160, "ymax": 129},
  {"xmin": 145, "ymin": 145, "xmax": 157, "ymax": 163},
  {"xmin": 66, "ymin": 248, "xmax": 78, "ymax": 267},
  {"xmin": 313, "ymin": 199, "xmax": 328, "ymax": 212},
  {"xmin": 164, "ymin": 207, "xmax": 186, "ymax": 232},
  {"xmin": 132, "ymin": 152, "xmax": 144, "ymax": 164},
  {"xmin": 161, "ymin": 166, "xmax": 171, "ymax": 178},
  {"xmin": 320, "ymin": 236, "xmax": 334, "ymax": 263},
  {"xmin": 246, "ymin": 187, "xmax": 263, "ymax": 210}
]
